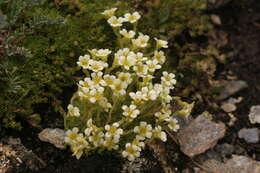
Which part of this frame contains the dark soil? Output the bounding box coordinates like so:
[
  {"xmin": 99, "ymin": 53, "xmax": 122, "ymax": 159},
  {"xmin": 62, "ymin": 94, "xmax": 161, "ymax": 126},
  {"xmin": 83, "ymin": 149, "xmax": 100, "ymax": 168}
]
[
  {"xmin": 2, "ymin": 0, "xmax": 260, "ymax": 173},
  {"xmin": 215, "ymin": 0, "xmax": 260, "ymax": 160}
]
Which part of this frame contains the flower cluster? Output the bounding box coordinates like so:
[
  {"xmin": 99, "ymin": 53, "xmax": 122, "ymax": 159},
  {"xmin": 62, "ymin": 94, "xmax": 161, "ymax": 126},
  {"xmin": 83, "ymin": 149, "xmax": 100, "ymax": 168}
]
[{"xmin": 64, "ymin": 8, "xmax": 193, "ymax": 161}]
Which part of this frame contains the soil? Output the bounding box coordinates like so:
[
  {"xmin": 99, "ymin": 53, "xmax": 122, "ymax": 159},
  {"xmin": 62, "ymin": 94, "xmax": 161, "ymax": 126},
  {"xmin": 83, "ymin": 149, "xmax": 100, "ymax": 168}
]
[
  {"xmin": 2, "ymin": 0, "xmax": 260, "ymax": 172},
  {"xmin": 215, "ymin": 0, "xmax": 260, "ymax": 160}
]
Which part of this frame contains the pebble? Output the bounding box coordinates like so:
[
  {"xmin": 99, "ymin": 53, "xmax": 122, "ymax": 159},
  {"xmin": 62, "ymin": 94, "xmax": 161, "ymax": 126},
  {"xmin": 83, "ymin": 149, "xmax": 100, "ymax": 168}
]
[
  {"xmin": 238, "ymin": 128, "xmax": 259, "ymax": 144},
  {"xmin": 224, "ymin": 155, "xmax": 260, "ymax": 173},
  {"xmin": 211, "ymin": 14, "xmax": 222, "ymax": 25},
  {"xmin": 217, "ymin": 80, "xmax": 248, "ymax": 100},
  {"xmin": 177, "ymin": 112, "xmax": 226, "ymax": 157},
  {"xmin": 38, "ymin": 128, "xmax": 66, "ymax": 149},
  {"xmin": 248, "ymin": 105, "xmax": 260, "ymax": 124},
  {"xmin": 221, "ymin": 103, "xmax": 237, "ymax": 113},
  {"xmin": 215, "ymin": 143, "xmax": 234, "ymax": 157}
]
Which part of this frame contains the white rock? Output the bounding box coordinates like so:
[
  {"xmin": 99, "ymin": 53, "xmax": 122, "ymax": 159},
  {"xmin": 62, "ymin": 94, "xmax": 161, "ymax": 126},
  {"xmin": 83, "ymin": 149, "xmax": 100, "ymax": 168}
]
[
  {"xmin": 211, "ymin": 14, "xmax": 222, "ymax": 25},
  {"xmin": 38, "ymin": 128, "xmax": 66, "ymax": 149},
  {"xmin": 248, "ymin": 105, "xmax": 260, "ymax": 124}
]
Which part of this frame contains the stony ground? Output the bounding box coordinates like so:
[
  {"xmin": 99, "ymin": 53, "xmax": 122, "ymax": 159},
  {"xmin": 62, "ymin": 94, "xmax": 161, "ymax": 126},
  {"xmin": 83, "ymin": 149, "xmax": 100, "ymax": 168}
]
[{"xmin": 1, "ymin": 1, "xmax": 260, "ymax": 173}]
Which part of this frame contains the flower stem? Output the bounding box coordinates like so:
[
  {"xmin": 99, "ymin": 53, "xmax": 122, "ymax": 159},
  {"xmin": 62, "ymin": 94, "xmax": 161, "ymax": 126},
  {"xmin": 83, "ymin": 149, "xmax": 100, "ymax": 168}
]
[{"xmin": 107, "ymin": 96, "xmax": 117, "ymax": 123}]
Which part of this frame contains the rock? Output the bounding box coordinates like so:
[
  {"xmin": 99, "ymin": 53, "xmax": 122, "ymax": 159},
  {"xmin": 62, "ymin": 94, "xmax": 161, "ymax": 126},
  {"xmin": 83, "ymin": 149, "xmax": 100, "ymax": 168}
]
[
  {"xmin": 238, "ymin": 128, "xmax": 259, "ymax": 144},
  {"xmin": 221, "ymin": 103, "xmax": 236, "ymax": 113},
  {"xmin": 177, "ymin": 112, "xmax": 226, "ymax": 157},
  {"xmin": 196, "ymin": 154, "xmax": 260, "ymax": 173},
  {"xmin": 196, "ymin": 156, "xmax": 224, "ymax": 173},
  {"xmin": 248, "ymin": 105, "xmax": 260, "ymax": 124},
  {"xmin": 38, "ymin": 128, "xmax": 66, "ymax": 149},
  {"xmin": 227, "ymin": 97, "xmax": 243, "ymax": 104},
  {"xmin": 224, "ymin": 155, "xmax": 260, "ymax": 173},
  {"xmin": 217, "ymin": 80, "xmax": 248, "ymax": 100},
  {"xmin": 0, "ymin": 143, "xmax": 15, "ymax": 173},
  {"xmin": 211, "ymin": 15, "xmax": 222, "ymax": 25},
  {"xmin": 221, "ymin": 97, "xmax": 243, "ymax": 113},
  {"xmin": 215, "ymin": 143, "xmax": 234, "ymax": 158},
  {"xmin": 0, "ymin": 137, "xmax": 46, "ymax": 172}
]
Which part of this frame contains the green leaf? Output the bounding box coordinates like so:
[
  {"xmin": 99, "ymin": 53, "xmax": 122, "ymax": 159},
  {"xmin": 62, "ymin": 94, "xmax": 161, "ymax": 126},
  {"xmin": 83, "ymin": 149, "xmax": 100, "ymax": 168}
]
[
  {"xmin": 159, "ymin": 8, "xmax": 170, "ymax": 23},
  {"xmin": 0, "ymin": 11, "xmax": 8, "ymax": 29}
]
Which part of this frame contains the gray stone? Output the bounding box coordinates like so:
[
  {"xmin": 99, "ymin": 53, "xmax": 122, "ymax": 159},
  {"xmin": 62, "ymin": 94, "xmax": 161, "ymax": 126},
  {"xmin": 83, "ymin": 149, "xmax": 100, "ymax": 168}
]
[
  {"xmin": 238, "ymin": 128, "xmax": 259, "ymax": 144},
  {"xmin": 196, "ymin": 154, "xmax": 260, "ymax": 173},
  {"xmin": 177, "ymin": 112, "xmax": 226, "ymax": 157},
  {"xmin": 248, "ymin": 105, "xmax": 260, "ymax": 124},
  {"xmin": 38, "ymin": 128, "xmax": 66, "ymax": 149},
  {"xmin": 194, "ymin": 150, "xmax": 224, "ymax": 173},
  {"xmin": 217, "ymin": 80, "xmax": 248, "ymax": 100},
  {"xmin": 215, "ymin": 143, "xmax": 234, "ymax": 157},
  {"xmin": 224, "ymin": 155, "xmax": 260, "ymax": 173},
  {"xmin": 226, "ymin": 97, "xmax": 243, "ymax": 104}
]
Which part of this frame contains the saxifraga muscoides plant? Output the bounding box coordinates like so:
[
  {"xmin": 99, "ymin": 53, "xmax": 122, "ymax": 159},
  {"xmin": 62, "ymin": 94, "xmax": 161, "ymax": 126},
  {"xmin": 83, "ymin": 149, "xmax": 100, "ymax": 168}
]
[{"xmin": 64, "ymin": 8, "xmax": 193, "ymax": 161}]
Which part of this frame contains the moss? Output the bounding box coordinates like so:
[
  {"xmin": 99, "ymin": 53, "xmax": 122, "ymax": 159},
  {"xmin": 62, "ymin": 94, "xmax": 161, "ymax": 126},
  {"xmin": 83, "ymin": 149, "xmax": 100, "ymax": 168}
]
[{"xmin": 0, "ymin": 0, "xmax": 134, "ymax": 129}]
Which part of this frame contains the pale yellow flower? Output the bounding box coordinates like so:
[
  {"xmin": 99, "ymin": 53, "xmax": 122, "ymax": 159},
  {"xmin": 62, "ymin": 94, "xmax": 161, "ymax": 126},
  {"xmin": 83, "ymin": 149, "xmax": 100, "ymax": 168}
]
[
  {"xmin": 117, "ymin": 72, "xmax": 132, "ymax": 84},
  {"xmin": 67, "ymin": 104, "xmax": 80, "ymax": 117},
  {"xmin": 102, "ymin": 74, "xmax": 116, "ymax": 87},
  {"xmin": 89, "ymin": 60, "xmax": 108, "ymax": 72},
  {"xmin": 146, "ymin": 60, "xmax": 161, "ymax": 73},
  {"xmin": 78, "ymin": 77, "xmax": 94, "ymax": 89},
  {"xmin": 134, "ymin": 121, "xmax": 153, "ymax": 140},
  {"xmin": 167, "ymin": 118, "xmax": 180, "ymax": 132},
  {"xmin": 103, "ymin": 137, "xmax": 119, "ymax": 150},
  {"xmin": 132, "ymin": 33, "xmax": 149, "ymax": 48},
  {"xmin": 105, "ymin": 122, "xmax": 123, "ymax": 140},
  {"xmin": 71, "ymin": 135, "xmax": 89, "ymax": 159},
  {"xmin": 101, "ymin": 8, "xmax": 117, "ymax": 18},
  {"xmin": 122, "ymin": 143, "xmax": 141, "ymax": 161},
  {"xmin": 65, "ymin": 127, "xmax": 79, "ymax": 144},
  {"xmin": 89, "ymin": 131, "xmax": 104, "ymax": 147},
  {"xmin": 120, "ymin": 29, "xmax": 136, "ymax": 39},
  {"xmin": 122, "ymin": 104, "xmax": 140, "ymax": 119},
  {"xmin": 161, "ymin": 71, "xmax": 176, "ymax": 88},
  {"xmin": 91, "ymin": 72, "xmax": 104, "ymax": 86},
  {"xmin": 153, "ymin": 126, "xmax": 167, "ymax": 142},
  {"xmin": 154, "ymin": 50, "xmax": 166, "ymax": 64},
  {"xmin": 133, "ymin": 62, "xmax": 148, "ymax": 77},
  {"xmin": 124, "ymin": 12, "xmax": 141, "ymax": 23},
  {"xmin": 111, "ymin": 79, "xmax": 128, "ymax": 96},
  {"xmin": 89, "ymin": 86, "xmax": 105, "ymax": 103},
  {"xmin": 155, "ymin": 38, "xmax": 168, "ymax": 49},
  {"xmin": 107, "ymin": 16, "xmax": 125, "ymax": 27},
  {"xmin": 118, "ymin": 54, "xmax": 137, "ymax": 70},
  {"xmin": 91, "ymin": 49, "xmax": 112, "ymax": 61},
  {"xmin": 77, "ymin": 55, "xmax": 92, "ymax": 69}
]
